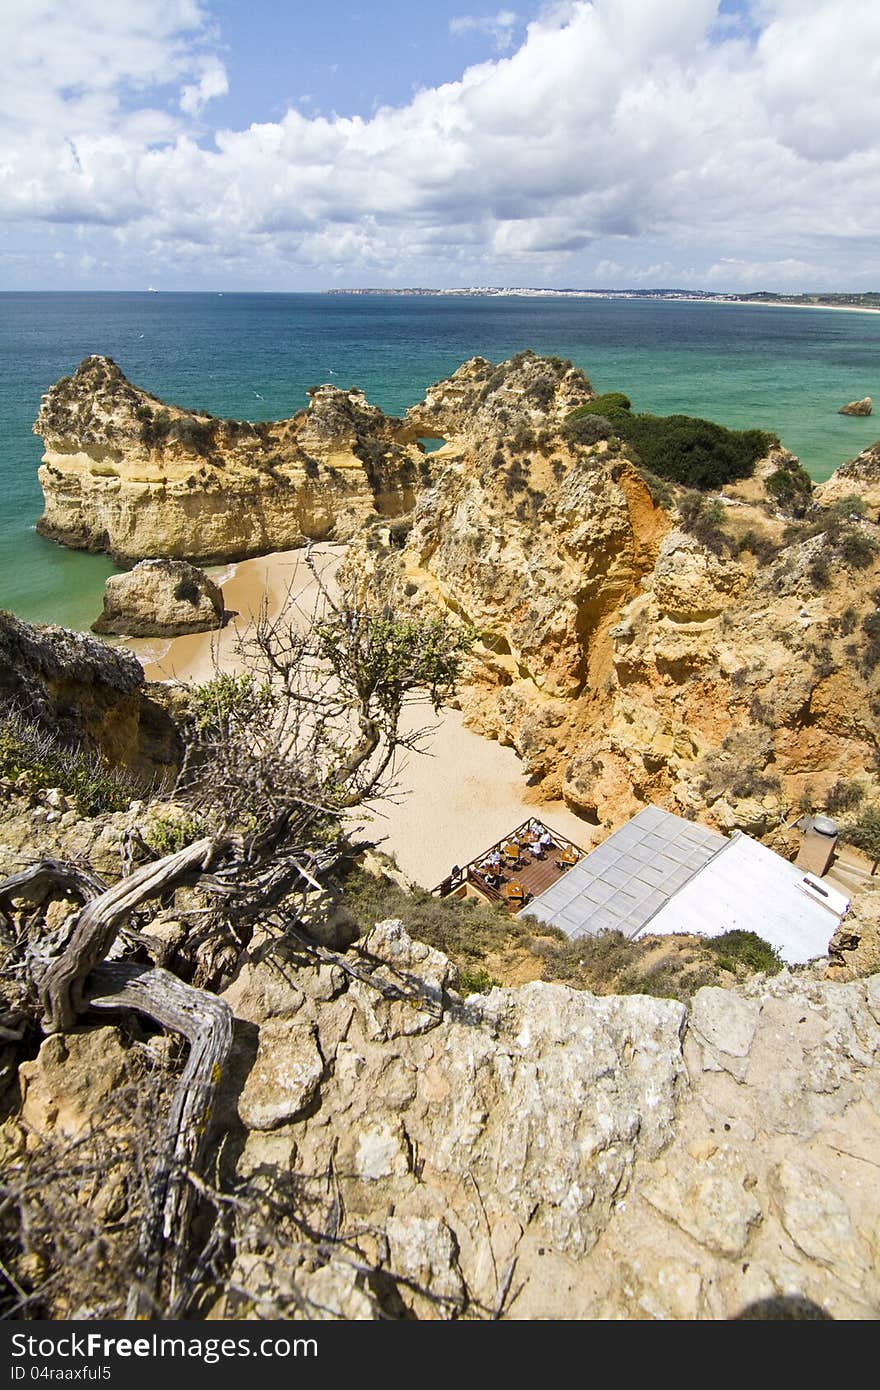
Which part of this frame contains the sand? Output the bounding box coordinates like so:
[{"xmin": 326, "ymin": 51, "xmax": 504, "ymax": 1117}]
[{"xmin": 125, "ymin": 545, "xmax": 596, "ymax": 887}]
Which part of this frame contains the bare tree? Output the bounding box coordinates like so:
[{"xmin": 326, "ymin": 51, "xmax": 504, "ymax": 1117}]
[{"xmin": 0, "ymin": 554, "xmax": 472, "ymax": 1316}]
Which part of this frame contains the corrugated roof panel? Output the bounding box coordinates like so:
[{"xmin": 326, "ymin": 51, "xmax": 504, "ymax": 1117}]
[{"xmin": 520, "ymin": 806, "xmax": 728, "ymax": 938}]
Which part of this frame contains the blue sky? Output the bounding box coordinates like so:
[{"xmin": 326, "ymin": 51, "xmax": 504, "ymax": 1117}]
[
  {"xmin": 205, "ymin": 3, "xmax": 537, "ymax": 125},
  {"xmin": 1, "ymin": 1, "xmax": 878, "ymax": 291}
]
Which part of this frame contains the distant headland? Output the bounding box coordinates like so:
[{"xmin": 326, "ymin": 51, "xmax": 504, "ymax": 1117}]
[{"xmin": 325, "ymin": 286, "xmax": 880, "ymax": 311}]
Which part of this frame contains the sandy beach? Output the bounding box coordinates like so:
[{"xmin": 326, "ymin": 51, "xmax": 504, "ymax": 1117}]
[{"xmin": 125, "ymin": 545, "xmax": 595, "ymax": 888}]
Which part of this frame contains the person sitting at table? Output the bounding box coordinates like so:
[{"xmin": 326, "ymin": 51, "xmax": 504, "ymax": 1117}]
[{"xmin": 539, "ymin": 829, "xmax": 554, "ymax": 850}]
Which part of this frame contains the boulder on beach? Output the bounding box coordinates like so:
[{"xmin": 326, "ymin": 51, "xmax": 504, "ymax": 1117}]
[
  {"xmin": 838, "ymin": 397, "xmax": 872, "ymax": 416},
  {"xmin": 92, "ymin": 558, "xmax": 226, "ymax": 637}
]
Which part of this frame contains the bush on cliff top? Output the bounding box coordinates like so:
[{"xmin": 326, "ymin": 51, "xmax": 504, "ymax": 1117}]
[{"xmin": 566, "ymin": 395, "xmax": 777, "ymax": 490}]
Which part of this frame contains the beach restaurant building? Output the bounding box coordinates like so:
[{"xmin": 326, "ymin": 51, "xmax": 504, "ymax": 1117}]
[{"xmin": 437, "ymin": 804, "xmax": 850, "ymax": 966}]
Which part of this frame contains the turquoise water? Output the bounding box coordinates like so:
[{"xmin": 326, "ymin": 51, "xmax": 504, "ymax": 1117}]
[{"xmin": 1, "ymin": 291, "xmax": 878, "ymax": 630}]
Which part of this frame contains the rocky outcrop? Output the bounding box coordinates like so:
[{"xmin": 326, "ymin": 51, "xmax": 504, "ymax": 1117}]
[
  {"xmin": 838, "ymin": 397, "xmax": 872, "ymax": 416},
  {"xmin": 0, "ymin": 610, "xmax": 180, "ymax": 778},
  {"xmin": 399, "ymin": 350, "xmax": 597, "ymax": 444},
  {"xmin": 343, "ymin": 359, "xmax": 880, "ymax": 834},
  {"xmin": 34, "ymin": 356, "xmax": 425, "ymax": 564},
  {"xmin": 817, "ymin": 441, "xmax": 880, "ymax": 513},
  {"xmin": 91, "ymin": 558, "xmax": 225, "ymax": 637},
  {"xmin": 14, "ymin": 920, "xmax": 880, "ymax": 1318}
]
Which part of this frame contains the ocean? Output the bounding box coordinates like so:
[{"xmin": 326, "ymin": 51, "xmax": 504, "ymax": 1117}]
[{"xmin": 1, "ymin": 291, "xmax": 878, "ymax": 631}]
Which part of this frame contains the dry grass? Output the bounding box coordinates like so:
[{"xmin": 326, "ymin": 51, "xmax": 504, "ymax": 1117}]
[{"xmin": 340, "ymin": 863, "xmax": 781, "ymax": 1001}]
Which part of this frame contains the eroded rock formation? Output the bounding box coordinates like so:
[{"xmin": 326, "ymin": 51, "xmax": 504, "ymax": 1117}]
[
  {"xmin": 91, "ymin": 558, "xmax": 225, "ymax": 637},
  {"xmin": 817, "ymin": 440, "xmax": 880, "ymax": 513},
  {"xmin": 32, "ymin": 351, "xmax": 880, "ymax": 835},
  {"xmin": 343, "ymin": 359, "xmax": 880, "ymax": 835},
  {"xmin": 34, "ymin": 356, "xmax": 425, "ymax": 564},
  {"xmin": 0, "ymin": 610, "xmax": 180, "ymax": 779}
]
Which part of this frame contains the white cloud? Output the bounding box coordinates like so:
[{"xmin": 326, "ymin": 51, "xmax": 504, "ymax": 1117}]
[
  {"xmin": 2, "ymin": 0, "xmax": 880, "ymax": 287},
  {"xmin": 450, "ymin": 9, "xmax": 519, "ymax": 51},
  {"xmin": 180, "ymin": 57, "xmax": 229, "ymax": 115}
]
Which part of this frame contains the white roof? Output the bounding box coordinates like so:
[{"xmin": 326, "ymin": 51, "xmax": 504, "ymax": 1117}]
[
  {"xmin": 638, "ymin": 832, "xmax": 848, "ymax": 965},
  {"xmin": 521, "ymin": 805, "xmax": 850, "ymax": 966},
  {"xmin": 519, "ymin": 805, "xmax": 725, "ymax": 939}
]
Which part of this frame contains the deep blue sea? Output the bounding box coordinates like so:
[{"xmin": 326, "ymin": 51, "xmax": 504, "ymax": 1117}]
[{"xmin": 1, "ymin": 291, "xmax": 878, "ymax": 630}]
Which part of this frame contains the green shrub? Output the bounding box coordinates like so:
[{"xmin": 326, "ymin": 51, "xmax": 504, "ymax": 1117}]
[
  {"xmin": 567, "ymin": 397, "xmax": 775, "ymax": 490},
  {"xmin": 388, "ymin": 518, "xmax": 412, "ymax": 550},
  {"xmin": 737, "ymin": 529, "xmax": 780, "ymax": 565},
  {"xmin": 765, "ymin": 462, "xmax": 813, "ymax": 515},
  {"xmin": 510, "ymin": 427, "xmax": 536, "ymax": 454},
  {"xmin": 340, "ymin": 864, "xmax": 522, "ymax": 966},
  {"xmin": 825, "ymin": 778, "xmax": 866, "ymax": 813},
  {"xmin": 677, "ymin": 492, "xmax": 732, "ymax": 556},
  {"xmin": 139, "ymin": 408, "xmax": 172, "ymax": 448},
  {"xmin": 807, "ymin": 553, "xmax": 832, "ymax": 590},
  {"xmin": 169, "ymin": 416, "xmax": 216, "ymax": 456},
  {"xmin": 862, "ymin": 612, "xmax": 880, "ymax": 672},
  {"xmin": 833, "ymin": 605, "xmax": 859, "ymax": 636},
  {"xmin": 145, "ymin": 811, "xmax": 206, "ymax": 856},
  {"xmin": 562, "ymin": 413, "xmax": 614, "ymax": 446},
  {"xmin": 839, "ymin": 803, "xmax": 880, "ymax": 861},
  {"xmin": 566, "ymin": 392, "xmax": 632, "ymax": 420},
  {"xmin": 503, "ymin": 458, "xmax": 527, "ymax": 496},
  {"xmin": 623, "ymin": 415, "xmax": 775, "ymax": 490},
  {"xmin": 190, "ymin": 671, "xmax": 278, "ymax": 739},
  {"xmin": 704, "ymin": 930, "xmax": 782, "ymax": 975},
  {"xmin": 840, "ymin": 530, "xmax": 878, "ymax": 569},
  {"xmin": 457, "ymin": 966, "xmax": 499, "ymax": 995}
]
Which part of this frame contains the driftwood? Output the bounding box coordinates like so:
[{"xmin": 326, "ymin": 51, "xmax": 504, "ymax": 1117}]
[
  {"xmin": 0, "ymin": 575, "xmax": 473, "ymax": 1315},
  {"xmin": 39, "ymin": 836, "xmax": 226, "ymax": 1032},
  {"xmin": 88, "ymin": 961, "xmax": 233, "ymax": 1317}
]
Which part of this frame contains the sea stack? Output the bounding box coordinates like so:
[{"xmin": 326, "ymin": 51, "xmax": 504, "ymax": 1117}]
[
  {"xmin": 91, "ymin": 558, "xmax": 226, "ymax": 637},
  {"xmin": 838, "ymin": 396, "xmax": 873, "ymax": 416}
]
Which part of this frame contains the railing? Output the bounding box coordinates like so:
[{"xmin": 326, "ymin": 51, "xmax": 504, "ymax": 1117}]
[{"xmin": 432, "ymin": 817, "xmax": 585, "ymax": 897}]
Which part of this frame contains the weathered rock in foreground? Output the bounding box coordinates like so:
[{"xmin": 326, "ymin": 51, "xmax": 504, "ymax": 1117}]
[
  {"xmin": 838, "ymin": 397, "xmax": 873, "ymax": 416},
  {"xmin": 0, "ymin": 609, "xmax": 180, "ymax": 777},
  {"xmin": 15, "ymin": 919, "xmax": 880, "ymax": 1319},
  {"xmin": 214, "ymin": 929, "xmax": 880, "ymax": 1319},
  {"xmin": 91, "ymin": 558, "xmax": 225, "ymax": 637}
]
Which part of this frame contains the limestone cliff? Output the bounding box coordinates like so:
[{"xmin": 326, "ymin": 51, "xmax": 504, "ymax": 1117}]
[
  {"xmin": 34, "ymin": 356, "xmax": 425, "ymax": 564},
  {"xmin": 0, "ymin": 610, "xmax": 180, "ymax": 779},
  {"xmin": 8, "ymin": 918, "xmax": 880, "ymax": 1319},
  {"xmin": 817, "ymin": 440, "xmax": 880, "ymax": 513},
  {"xmin": 343, "ymin": 358, "xmax": 880, "ymax": 836}
]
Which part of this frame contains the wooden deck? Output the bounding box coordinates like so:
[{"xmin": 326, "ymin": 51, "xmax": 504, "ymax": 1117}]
[{"xmin": 434, "ymin": 819, "xmax": 586, "ymax": 914}]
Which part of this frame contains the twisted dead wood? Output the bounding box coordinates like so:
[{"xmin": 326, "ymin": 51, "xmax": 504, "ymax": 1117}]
[
  {"xmin": 87, "ymin": 961, "xmax": 234, "ymax": 1317},
  {"xmin": 38, "ymin": 836, "xmax": 226, "ymax": 1032}
]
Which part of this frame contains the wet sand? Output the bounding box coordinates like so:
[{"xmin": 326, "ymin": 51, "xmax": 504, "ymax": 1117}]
[{"xmin": 125, "ymin": 544, "xmax": 595, "ymax": 887}]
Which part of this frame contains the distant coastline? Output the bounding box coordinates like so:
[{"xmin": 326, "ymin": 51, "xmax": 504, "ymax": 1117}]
[{"xmin": 325, "ymin": 286, "xmax": 880, "ymax": 313}]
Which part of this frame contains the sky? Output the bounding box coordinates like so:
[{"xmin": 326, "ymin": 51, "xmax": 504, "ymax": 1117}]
[{"xmin": 1, "ymin": 0, "xmax": 878, "ymax": 291}]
